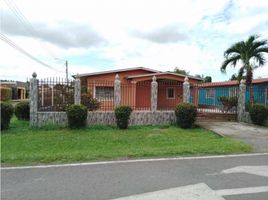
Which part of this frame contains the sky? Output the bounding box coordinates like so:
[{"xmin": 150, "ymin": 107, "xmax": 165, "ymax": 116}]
[{"xmin": 0, "ymin": 0, "xmax": 268, "ymax": 82}]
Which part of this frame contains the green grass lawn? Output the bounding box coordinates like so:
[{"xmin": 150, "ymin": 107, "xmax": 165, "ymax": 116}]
[{"xmin": 1, "ymin": 117, "xmax": 251, "ymax": 166}]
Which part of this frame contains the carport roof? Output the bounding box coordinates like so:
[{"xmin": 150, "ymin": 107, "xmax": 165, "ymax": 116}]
[{"xmin": 199, "ymin": 78, "xmax": 268, "ymax": 87}]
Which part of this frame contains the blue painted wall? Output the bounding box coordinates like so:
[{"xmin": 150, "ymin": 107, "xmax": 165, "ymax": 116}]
[
  {"xmin": 245, "ymin": 83, "xmax": 268, "ymax": 106},
  {"xmin": 192, "ymin": 82, "xmax": 268, "ymax": 106}
]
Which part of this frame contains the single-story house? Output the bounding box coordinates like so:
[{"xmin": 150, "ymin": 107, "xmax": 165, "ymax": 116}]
[
  {"xmin": 0, "ymin": 80, "xmax": 28, "ymax": 100},
  {"xmin": 78, "ymin": 67, "xmax": 202, "ymax": 110},
  {"xmin": 197, "ymin": 78, "xmax": 268, "ymax": 107}
]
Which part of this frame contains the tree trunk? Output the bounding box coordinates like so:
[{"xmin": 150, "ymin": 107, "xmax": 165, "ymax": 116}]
[
  {"xmin": 246, "ymin": 64, "xmax": 254, "ymax": 106},
  {"xmin": 250, "ymin": 83, "xmax": 254, "ymax": 106}
]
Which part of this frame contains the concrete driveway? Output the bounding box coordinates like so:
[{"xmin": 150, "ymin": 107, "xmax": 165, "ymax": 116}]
[{"xmin": 197, "ymin": 122, "xmax": 268, "ymax": 153}]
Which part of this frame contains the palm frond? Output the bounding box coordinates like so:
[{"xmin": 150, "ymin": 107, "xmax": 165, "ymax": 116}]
[
  {"xmin": 249, "ymin": 40, "xmax": 268, "ymax": 55},
  {"xmin": 246, "ymin": 35, "xmax": 259, "ymax": 47},
  {"xmin": 253, "ymin": 47, "xmax": 268, "ymax": 54},
  {"xmin": 220, "ymin": 55, "xmax": 241, "ymax": 72},
  {"xmin": 224, "ymin": 42, "xmax": 243, "ymax": 57},
  {"xmin": 253, "ymin": 53, "xmax": 266, "ymax": 66}
]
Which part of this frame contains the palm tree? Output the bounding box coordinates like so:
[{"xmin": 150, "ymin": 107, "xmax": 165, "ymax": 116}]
[{"xmin": 220, "ymin": 35, "xmax": 268, "ymax": 105}]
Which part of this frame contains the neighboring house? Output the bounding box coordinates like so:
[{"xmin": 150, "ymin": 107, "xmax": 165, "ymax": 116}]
[
  {"xmin": 197, "ymin": 78, "xmax": 268, "ymax": 107},
  {"xmin": 78, "ymin": 67, "xmax": 202, "ymax": 110},
  {"xmin": 0, "ymin": 80, "xmax": 28, "ymax": 100}
]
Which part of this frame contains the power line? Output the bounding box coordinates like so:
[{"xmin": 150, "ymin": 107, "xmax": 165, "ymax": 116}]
[
  {"xmin": 0, "ymin": 33, "xmax": 62, "ymax": 72},
  {"xmin": 3, "ymin": 0, "xmax": 58, "ymax": 60}
]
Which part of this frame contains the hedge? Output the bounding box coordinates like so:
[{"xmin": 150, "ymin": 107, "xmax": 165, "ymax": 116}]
[
  {"xmin": 175, "ymin": 102, "xmax": 197, "ymax": 128},
  {"xmin": 115, "ymin": 106, "xmax": 133, "ymax": 129},
  {"xmin": 15, "ymin": 100, "xmax": 30, "ymax": 120},
  {"xmin": 249, "ymin": 104, "xmax": 268, "ymax": 126},
  {"xmin": 0, "ymin": 87, "xmax": 12, "ymax": 101},
  {"xmin": 66, "ymin": 104, "xmax": 88, "ymax": 129},
  {"xmin": 1, "ymin": 101, "xmax": 14, "ymax": 130}
]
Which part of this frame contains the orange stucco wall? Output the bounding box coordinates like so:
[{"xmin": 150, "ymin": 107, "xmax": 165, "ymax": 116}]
[
  {"xmin": 157, "ymin": 83, "xmax": 183, "ymax": 110},
  {"xmin": 135, "ymin": 82, "xmax": 151, "ymax": 110}
]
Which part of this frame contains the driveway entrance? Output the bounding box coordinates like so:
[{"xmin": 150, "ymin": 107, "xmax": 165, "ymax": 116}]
[{"xmin": 198, "ymin": 122, "xmax": 268, "ymax": 152}]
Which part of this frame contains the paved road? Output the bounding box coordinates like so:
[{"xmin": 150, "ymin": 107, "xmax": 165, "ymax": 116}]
[
  {"xmin": 2, "ymin": 154, "xmax": 268, "ymax": 200},
  {"xmin": 197, "ymin": 122, "xmax": 268, "ymax": 152}
]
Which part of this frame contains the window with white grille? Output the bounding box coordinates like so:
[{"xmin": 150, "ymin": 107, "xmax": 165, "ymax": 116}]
[{"xmin": 95, "ymin": 86, "xmax": 114, "ymax": 100}]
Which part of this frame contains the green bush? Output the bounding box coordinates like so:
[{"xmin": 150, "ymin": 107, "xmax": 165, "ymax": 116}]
[
  {"xmin": 175, "ymin": 102, "xmax": 197, "ymax": 128},
  {"xmin": 15, "ymin": 101, "xmax": 30, "ymax": 120},
  {"xmin": 249, "ymin": 104, "xmax": 268, "ymax": 126},
  {"xmin": 81, "ymin": 94, "xmax": 101, "ymax": 111},
  {"xmin": 66, "ymin": 104, "xmax": 88, "ymax": 129},
  {"xmin": 0, "ymin": 87, "xmax": 12, "ymax": 101},
  {"xmin": 1, "ymin": 101, "xmax": 14, "ymax": 130},
  {"xmin": 218, "ymin": 96, "xmax": 238, "ymax": 112},
  {"xmin": 115, "ymin": 106, "xmax": 133, "ymax": 129}
]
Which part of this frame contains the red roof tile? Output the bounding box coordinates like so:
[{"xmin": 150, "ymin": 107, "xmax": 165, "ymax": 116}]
[{"xmin": 199, "ymin": 78, "xmax": 268, "ymax": 87}]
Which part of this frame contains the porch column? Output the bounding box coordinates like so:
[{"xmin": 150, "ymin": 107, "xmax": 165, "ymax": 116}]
[
  {"xmin": 183, "ymin": 76, "xmax": 190, "ymax": 103},
  {"xmin": 151, "ymin": 76, "xmax": 158, "ymax": 112},
  {"xmin": 114, "ymin": 74, "xmax": 121, "ymax": 107},
  {"xmin": 238, "ymin": 79, "xmax": 246, "ymax": 122},
  {"xmin": 74, "ymin": 74, "xmax": 81, "ymax": 105},
  {"xmin": 30, "ymin": 72, "xmax": 38, "ymax": 126}
]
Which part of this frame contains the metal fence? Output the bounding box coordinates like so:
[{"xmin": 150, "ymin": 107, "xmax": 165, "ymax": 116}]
[
  {"xmin": 158, "ymin": 80, "xmax": 183, "ymax": 110},
  {"xmin": 87, "ymin": 80, "xmax": 152, "ymax": 111},
  {"xmin": 86, "ymin": 80, "xmax": 185, "ymax": 111},
  {"xmin": 194, "ymin": 83, "xmax": 239, "ymax": 113},
  {"xmin": 246, "ymin": 85, "xmax": 268, "ymax": 108},
  {"xmin": 38, "ymin": 78, "xmax": 74, "ymax": 111},
  {"xmin": 87, "ymin": 80, "xmax": 115, "ymax": 111}
]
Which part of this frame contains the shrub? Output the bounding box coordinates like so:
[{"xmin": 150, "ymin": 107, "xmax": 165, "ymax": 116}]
[
  {"xmin": 115, "ymin": 106, "xmax": 133, "ymax": 129},
  {"xmin": 249, "ymin": 104, "xmax": 268, "ymax": 126},
  {"xmin": 81, "ymin": 94, "xmax": 101, "ymax": 111},
  {"xmin": 1, "ymin": 101, "xmax": 14, "ymax": 130},
  {"xmin": 15, "ymin": 101, "xmax": 30, "ymax": 120},
  {"xmin": 175, "ymin": 102, "xmax": 197, "ymax": 128},
  {"xmin": 0, "ymin": 87, "xmax": 12, "ymax": 101},
  {"xmin": 218, "ymin": 96, "xmax": 238, "ymax": 112},
  {"xmin": 66, "ymin": 104, "xmax": 88, "ymax": 129}
]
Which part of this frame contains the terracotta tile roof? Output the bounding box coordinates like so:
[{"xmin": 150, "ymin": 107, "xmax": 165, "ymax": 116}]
[{"xmin": 199, "ymin": 78, "xmax": 268, "ymax": 87}]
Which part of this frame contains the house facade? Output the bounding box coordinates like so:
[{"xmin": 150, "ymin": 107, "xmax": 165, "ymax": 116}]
[
  {"xmin": 0, "ymin": 80, "xmax": 28, "ymax": 100},
  {"xmin": 78, "ymin": 67, "xmax": 202, "ymax": 110},
  {"xmin": 197, "ymin": 78, "xmax": 268, "ymax": 107}
]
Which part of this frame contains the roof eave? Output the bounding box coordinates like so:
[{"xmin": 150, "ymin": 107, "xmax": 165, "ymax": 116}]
[{"xmin": 74, "ymin": 67, "xmax": 160, "ymax": 78}]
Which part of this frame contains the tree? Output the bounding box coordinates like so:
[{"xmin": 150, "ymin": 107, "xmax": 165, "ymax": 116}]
[
  {"xmin": 194, "ymin": 74, "xmax": 212, "ymax": 82},
  {"xmin": 204, "ymin": 76, "xmax": 212, "ymax": 83},
  {"xmin": 229, "ymin": 74, "xmax": 246, "ymax": 81},
  {"xmin": 173, "ymin": 67, "xmax": 189, "ymax": 75},
  {"xmin": 220, "ymin": 35, "xmax": 268, "ymax": 105}
]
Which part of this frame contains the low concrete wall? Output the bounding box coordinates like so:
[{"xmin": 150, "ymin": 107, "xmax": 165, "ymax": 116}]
[
  {"xmin": 36, "ymin": 111, "xmax": 176, "ymax": 127},
  {"xmin": 37, "ymin": 112, "xmax": 67, "ymax": 126}
]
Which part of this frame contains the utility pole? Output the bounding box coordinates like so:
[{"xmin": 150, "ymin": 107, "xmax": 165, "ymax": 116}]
[{"xmin": 65, "ymin": 60, "xmax": 68, "ymax": 83}]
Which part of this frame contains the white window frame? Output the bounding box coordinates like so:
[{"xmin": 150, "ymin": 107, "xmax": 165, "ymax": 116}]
[
  {"xmin": 94, "ymin": 86, "xmax": 114, "ymax": 100},
  {"xmin": 206, "ymin": 88, "xmax": 215, "ymax": 99},
  {"xmin": 229, "ymin": 87, "xmax": 237, "ymax": 97},
  {"xmin": 166, "ymin": 87, "xmax": 175, "ymax": 99}
]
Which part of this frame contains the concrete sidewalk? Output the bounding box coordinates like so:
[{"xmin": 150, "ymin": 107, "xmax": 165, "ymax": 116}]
[{"xmin": 197, "ymin": 121, "xmax": 268, "ymax": 152}]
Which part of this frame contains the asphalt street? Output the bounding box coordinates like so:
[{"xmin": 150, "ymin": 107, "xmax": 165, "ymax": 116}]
[{"xmin": 1, "ymin": 153, "xmax": 268, "ymax": 200}]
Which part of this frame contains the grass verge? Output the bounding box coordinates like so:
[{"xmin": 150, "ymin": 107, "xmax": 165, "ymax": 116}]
[{"xmin": 1, "ymin": 117, "xmax": 252, "ymax": 166}]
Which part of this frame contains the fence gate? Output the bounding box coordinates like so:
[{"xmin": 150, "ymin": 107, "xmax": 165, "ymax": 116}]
[{"xmin": 192, "ymin": 83, "xmax": 238, "ymax": 121}]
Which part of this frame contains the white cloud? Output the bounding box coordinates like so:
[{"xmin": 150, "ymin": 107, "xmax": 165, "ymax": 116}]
[{"xmin": 1, "ymin": 0, "xmax": 268, "ymax": 82}]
